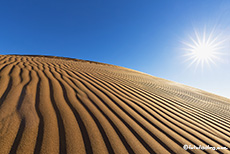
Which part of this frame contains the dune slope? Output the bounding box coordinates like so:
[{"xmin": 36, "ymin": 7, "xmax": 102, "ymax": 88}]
[{"xmin": 0, "ymin": 55, "xmax": 229, "ymax": 154}]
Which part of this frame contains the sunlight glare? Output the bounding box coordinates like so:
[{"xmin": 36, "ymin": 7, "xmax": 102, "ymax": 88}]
[{"xmin": 182, "ymin": 27, "xmax": 225, "ymax": 71}]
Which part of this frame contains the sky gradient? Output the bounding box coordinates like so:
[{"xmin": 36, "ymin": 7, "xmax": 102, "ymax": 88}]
[{"xmin": 0, "ymin": 0, "xmax": 230, "ymax": 98}]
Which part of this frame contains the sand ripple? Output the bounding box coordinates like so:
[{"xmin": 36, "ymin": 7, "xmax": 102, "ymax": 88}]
[{"xmin": 0, "ymin": 55, "xmax": 229, "ymax": 154}]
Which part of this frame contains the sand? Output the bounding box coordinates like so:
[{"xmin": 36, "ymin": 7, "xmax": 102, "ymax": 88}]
[{"xmin": 0, "ymin": 55, "xmax": 229, "ymax": 154}]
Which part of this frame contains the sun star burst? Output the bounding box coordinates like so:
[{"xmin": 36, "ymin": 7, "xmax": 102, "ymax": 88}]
[{"xmin": 182, "ymin": 28, "xmax": 225, "ymax": 70}]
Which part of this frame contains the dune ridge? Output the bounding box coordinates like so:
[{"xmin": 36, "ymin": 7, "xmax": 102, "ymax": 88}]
[{"xmin": 0, "ymin": 55, "xmax": 229, "ymax": 154}]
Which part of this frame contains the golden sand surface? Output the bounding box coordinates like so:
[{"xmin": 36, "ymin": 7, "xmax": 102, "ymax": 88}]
[{"xmin": 0, "ymin": 55, "xmax": 229, "ymax": 154}]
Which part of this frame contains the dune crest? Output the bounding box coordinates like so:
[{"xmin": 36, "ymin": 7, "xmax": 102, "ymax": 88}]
[{"xmin": 0, "ymin": 55, "xmax": 229, "ymax": 154}]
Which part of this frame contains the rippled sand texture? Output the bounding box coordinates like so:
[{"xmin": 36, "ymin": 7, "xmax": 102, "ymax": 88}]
[{"xmin": 0, "ymin": 55, "xmax": 229, "ymax": 154}]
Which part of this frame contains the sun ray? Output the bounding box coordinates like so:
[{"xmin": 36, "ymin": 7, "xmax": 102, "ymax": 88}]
[
  {"xmin": 189, "ymin": 35, "xmax": 200, "ymax": 47},
  {"xmin": 194, "ymin": 30, "xmax": 202, "ymax": 45},
  {"xmin": 202, "ymin": 27, "xmax": 206, "ymax": 44}
]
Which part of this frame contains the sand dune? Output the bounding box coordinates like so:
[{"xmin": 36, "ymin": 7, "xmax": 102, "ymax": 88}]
[{"xmin": 0, "ymin": 55, "xmax": 229, "ymax": 154}]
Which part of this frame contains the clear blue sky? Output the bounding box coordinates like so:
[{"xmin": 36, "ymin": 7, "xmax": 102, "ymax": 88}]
[{"xmin": 0, "ymin": 0, "xmax": 230, "ymax": 98}]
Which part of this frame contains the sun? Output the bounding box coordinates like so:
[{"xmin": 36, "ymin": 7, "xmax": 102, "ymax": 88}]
[{"xmin": 182, "ymin": 27, "xmax": 225, "ymax": 70}]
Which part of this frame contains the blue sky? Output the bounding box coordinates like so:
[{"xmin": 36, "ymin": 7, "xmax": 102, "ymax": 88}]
[{"xmin": 0, "ymin": 0, "xmax": 230, "ymax": 98}]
